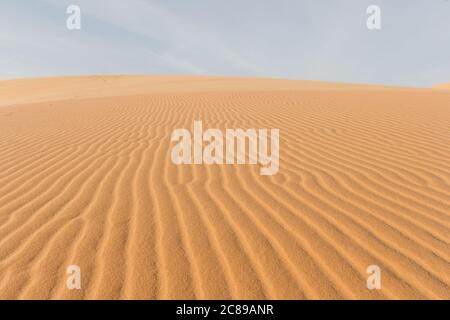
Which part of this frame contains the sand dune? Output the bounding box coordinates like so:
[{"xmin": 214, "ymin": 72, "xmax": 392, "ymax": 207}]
[
  {"xmin": 0, "ymin": 76, "xmax": 449, "ymax": 300},
  {"xmin": 434, "ymin": 83, "xmax": 450, "ymax": 90}
]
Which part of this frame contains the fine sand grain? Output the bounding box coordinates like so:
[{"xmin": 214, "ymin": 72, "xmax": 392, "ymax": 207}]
[{"xmin": 0, "ymin": 76, "xmax": 449, "ymax": 299}]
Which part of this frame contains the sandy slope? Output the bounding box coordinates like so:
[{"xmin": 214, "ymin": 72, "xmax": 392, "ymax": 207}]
[
  {"xmin": 434, "ymin": 83, "xmax": 450, "ymax": 90},
  {"xmin": 0, "ymin": 76, "xmax": 449, "ymax": 300}
]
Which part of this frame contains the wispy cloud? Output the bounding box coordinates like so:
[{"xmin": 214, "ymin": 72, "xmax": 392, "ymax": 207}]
[
  {"xmin": 42, "ymin": 0, "xmax": 261, "ymax": 74},
  {"xmin": 1, "ymin": 0, "xmax": 449, "ymax": 86}
]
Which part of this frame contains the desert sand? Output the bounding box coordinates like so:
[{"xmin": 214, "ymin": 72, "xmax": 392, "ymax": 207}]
[
  {"xmin": 435, "ymin": 83, "xmax": 450, "ymax": 90},
  {"xmin": 0, "ymin": 76, "xmax": 449, "ymax": 300}
]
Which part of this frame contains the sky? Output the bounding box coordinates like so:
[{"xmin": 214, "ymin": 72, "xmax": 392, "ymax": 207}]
[{"xmin": 1, "ymin": 0, "xmax": 449, "ymax": 87}]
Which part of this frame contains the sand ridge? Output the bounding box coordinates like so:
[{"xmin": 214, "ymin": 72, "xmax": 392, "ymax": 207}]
[
  {"xmin": 434, "ymin": 83, "xmax": 450, "ymax": 90},
  {"xmin": 0, "ymin": 76, "xmax": 449, "ymax": 299}
]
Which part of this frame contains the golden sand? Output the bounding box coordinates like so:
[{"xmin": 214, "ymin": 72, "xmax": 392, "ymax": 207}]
[{"xmin": 0, "ymin": 76, "xmax": 449, "ymax": 299}]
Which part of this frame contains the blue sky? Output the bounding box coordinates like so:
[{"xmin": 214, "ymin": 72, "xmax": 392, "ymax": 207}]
[{"xmin": 1, "ymin": 0, "xmax": 449, "ymax": 87}]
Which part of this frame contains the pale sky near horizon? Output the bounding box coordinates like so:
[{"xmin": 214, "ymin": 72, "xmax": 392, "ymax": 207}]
[{"xmin": 1, "ymin": 0, "xmax": 449, "ymax": 87}]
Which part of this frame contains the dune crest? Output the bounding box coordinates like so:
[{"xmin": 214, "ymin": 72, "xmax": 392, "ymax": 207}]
[
  {"xmin": 434, "ymin": 83, "xmax": 450, "ymax": 90},
  {"xmin": 0, "ymin": 76, "xmax": 449, "ymax": 300}
]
